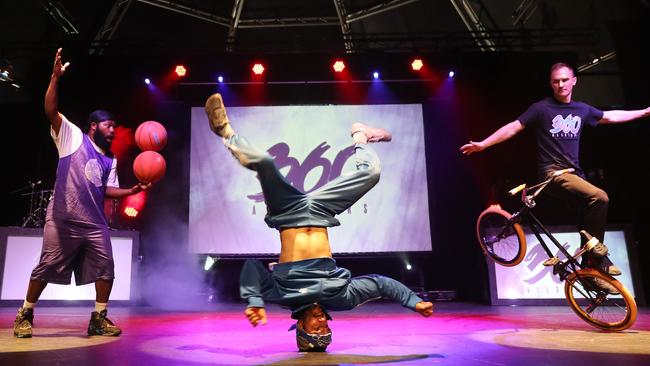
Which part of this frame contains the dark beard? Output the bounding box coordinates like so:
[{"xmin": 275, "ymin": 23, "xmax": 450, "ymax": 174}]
[{"xmin": 93, "ymin": 131, "xmax": 112, "ymax": 151}]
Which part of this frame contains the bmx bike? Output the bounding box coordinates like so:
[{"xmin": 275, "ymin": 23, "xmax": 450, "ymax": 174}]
[{"xmin": 475, "ymin": 168, "xmax": 637, "ymax": 331}]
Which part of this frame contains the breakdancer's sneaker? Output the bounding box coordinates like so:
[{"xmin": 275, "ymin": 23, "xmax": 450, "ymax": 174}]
[
  {"xmin": 205, "ymin": 93, "xmax": 234, "ymax": 138},
  {"xmin": 351, "ymin": 122, "xmax": 392, "ymax": 143},
  {"xmin": 88, "ymin": 310, "xmax": 122, "ymax": 336},
  {"xmin": 14, "ymin": 307, "xmax": 33, "ymax": 338}
]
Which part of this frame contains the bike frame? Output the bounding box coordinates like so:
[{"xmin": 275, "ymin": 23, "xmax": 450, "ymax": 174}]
[{"xmin": 506, "ymin": 175, "xmax": 583, "ymax": 280}]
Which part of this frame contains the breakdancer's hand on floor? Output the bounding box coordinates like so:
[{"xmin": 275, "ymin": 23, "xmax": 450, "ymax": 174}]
[
  {"xmin": 415, "ymin": 301, "xmax": 434, "ymax": 317},
  {"xmin": 245, "ymin": 307, "xmax": 267, "ymax": 327}
]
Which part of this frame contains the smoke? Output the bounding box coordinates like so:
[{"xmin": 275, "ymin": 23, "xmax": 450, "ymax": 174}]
[
  {"xmin": 138, "ymin": 211, "xmax": 222, "ymax": 311},
  {"xmin": 135, "ymin": 115, "xmax": 226, "ymax": 311}
]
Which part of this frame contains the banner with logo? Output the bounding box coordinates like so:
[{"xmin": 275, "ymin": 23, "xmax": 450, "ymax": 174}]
[
  {"xmin": 189, "ymin": 104, "xmax": 431, "ymax": 254},
  {"xmin": 491, "ymin": 229, "xmax": 635, "ymax": 301}
]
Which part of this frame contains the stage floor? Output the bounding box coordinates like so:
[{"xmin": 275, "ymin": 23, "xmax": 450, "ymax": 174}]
[{"xmin": 1, "ymin": 302, "xmax": 649, "ymax": 365}]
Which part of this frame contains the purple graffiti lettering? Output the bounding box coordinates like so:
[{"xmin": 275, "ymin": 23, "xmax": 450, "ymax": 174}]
[
  {"xmin": 330, "ymin": 145, "xmax": 355, "ymax": 180},
  {"xmin": 523, "ymin": 242, "xmax": 570, "ymax": 285},
  {"xmin": 288, "ymin": 142, "xmax": 332, "ymax": 193},
  {"xmin": 247, "ymin": 142, "xmax": 355, "ymax": 203}
]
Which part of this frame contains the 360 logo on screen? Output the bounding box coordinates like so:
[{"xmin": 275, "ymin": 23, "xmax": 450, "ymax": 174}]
[{"xmin": 247, "ymin": 142, "xmax": 355, "ymax": 202}]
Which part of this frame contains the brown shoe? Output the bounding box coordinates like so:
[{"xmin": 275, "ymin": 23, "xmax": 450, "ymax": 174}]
[
  {"xmin": 205, "ymin": 93, "xmax": 233, "ymax": 138},
  {"xmin": 87, "ymin": 310, "xmax": 122, "ymax": 336},
  {"xmin": 14, "ymin": 307, "xmax": 33, "ymax": 338}
]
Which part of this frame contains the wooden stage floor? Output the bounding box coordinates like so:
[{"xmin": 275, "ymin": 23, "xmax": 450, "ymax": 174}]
[{"xmin": 1, "ymin": 302, "xmax": 649, "ymax": 365}]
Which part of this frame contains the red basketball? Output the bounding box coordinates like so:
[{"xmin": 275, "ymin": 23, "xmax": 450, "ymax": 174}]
[
  {"xmin": 133, "ymin": 151, "xmax": 166, "ymax": 183},
  {"xmin": 135, "ymin": 121, "xmax": 167, "ymax": 151}
]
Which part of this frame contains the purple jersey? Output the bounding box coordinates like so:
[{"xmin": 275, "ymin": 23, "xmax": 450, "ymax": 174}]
[{"xmin": 46, "ymin": 134, "xmax": 115, "ymax": 227}]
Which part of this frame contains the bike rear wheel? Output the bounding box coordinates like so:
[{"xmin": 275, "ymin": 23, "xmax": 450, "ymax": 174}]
[
  {"xmin": 476, "ymin": 207, "xmax": 526, "ymax": 266},
  {"xmin": 564, "ymin": 268, "xmax": 637, "ymax": 331}
]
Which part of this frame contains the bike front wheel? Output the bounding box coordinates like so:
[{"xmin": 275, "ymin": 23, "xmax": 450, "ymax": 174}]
[
  {"xmin": 564, "ymin": 268, "xmax": 637, "ymax": 331},
  {"xmin": 476, "ymin": 207, "xmax": 526, "ymax": 266}
]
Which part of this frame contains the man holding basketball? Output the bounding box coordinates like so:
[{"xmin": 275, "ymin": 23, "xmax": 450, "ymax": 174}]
[
  {"xmin": 205, "ymin": 93, "xmax": 433, "ymax": 352},
  {"xmin": 13, "ymin": 49, "xmax": 150, "ymax": 338}
]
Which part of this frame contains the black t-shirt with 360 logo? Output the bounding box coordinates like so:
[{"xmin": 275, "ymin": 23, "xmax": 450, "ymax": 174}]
[{"xmin": 518, "ymin": 96, "xmax": 603, "ymax": 178}]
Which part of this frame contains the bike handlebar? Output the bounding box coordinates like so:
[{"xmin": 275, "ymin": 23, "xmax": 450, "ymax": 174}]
[{"xmin": 508, "ymin": 184, "xmax": 527, "ymax": 196}]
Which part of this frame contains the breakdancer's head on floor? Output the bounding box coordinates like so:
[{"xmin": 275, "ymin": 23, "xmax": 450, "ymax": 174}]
[{"xmin": 290, "ymin": 303, "xmax": 332, "ymax": 352}]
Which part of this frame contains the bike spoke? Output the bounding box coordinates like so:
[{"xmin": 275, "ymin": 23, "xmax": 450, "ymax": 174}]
[
  {"xmin": 566, "ymin": 273, "xmax": 630, "ymax": 329},
  {"xmin": 480, "ymin": 214, "xmax": 521, "ymax": 263}
]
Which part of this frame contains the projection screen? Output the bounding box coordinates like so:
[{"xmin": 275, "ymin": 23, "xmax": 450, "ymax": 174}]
[{"xmin": 189, "ymin": 104, "xmax": 431, "ymax": 255}]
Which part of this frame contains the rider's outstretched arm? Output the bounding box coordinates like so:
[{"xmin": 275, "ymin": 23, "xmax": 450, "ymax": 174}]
[
  {"xmin": 599, "ymin": 107, "xmax": 650, "ymax": 124},
  {"xmin": 460, "ymin": 120, "xmax": 525, "ymax": 155}
]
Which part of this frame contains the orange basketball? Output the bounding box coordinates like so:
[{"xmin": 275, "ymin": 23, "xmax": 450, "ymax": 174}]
[
  {"xmin": 135, "ymin": 121, "xmax": 167, "ymax": 151},
  {"xmin": 133, "ymin": 151, "xmax": 166, "ymax": 183}
]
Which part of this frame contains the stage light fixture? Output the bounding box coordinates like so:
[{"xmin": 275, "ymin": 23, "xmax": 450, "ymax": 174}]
[
  {"xmin": 124, "ymin": 206, "xmax": 139, "ymax": 218},
  {"xmin": 373, "ymin": 71, "xmax": 380, "ymax": 79},
  {"xmin": 411, "ymin": 59, "xmax": 423, "ymax": 71},
  {"xmin": 252, "ymin": 63, "xmax": 265, "ymax": 75},
  {"xmin": 406, "ymin": 264, "xmax": 412, "ymax": 270},
  {"xmin": 144, "ymin": 78, "xmax": 151, "ymax": 85},
  {"xmin": 448, "ymin": 71, "xmax": 455, "ymax": 78},
  {"xmin": 332, "ymin": 60, "xmax": 346, "ymax": 73},
  {"xmin": 175, "ymin": 65, "xmax": 187, "ymax": 77},
  {"xmin": 0, "ymin": 60, "xmax": 20, "ymax": 88},
  {"xmin": 121, "ymin": 191, "xmax": 147, "ymax": 219},
  {"xmin": 217, "ymin": 75, "xmax": 224, "ymax": 83},
  {"xmin": 204, "ymin": 256, "xmax": 217, "ymax": 271}
]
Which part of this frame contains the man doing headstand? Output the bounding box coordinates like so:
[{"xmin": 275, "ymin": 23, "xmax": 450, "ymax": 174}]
[{"xmin": 205, "ymin": 93, "xmax": 433, "ymax": 351}]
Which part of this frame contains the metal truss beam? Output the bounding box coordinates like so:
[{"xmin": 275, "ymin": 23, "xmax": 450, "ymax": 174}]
[
  {"xmin": 90, "ymin": 0, "xmax": 133, "ymax": 55},
  {"xmin": 577, "ymin": 51, "xmax": 616, "ymax": 72},
  {"xmin": 512, "ymin": 0, "xmax": 538, "ymax": 27},
  {"xmin": 40, "ymin": 0, "xmax": 79, "ymax": 35},
  {"xmin": 449, "ymin": 0, "xmax": 497, "ymax": 51},
  {"xmin": 237, "ymin": 16, "xmax": 339, "ymax": 28},
  {"xmin": 346, "ymin": 0, "xmax": 420, "ymax": 23},
  {"xmin": 333, "ymin": 0, "xmax": 354, "ymax": 53},
  {"xmin": 136, "ymin": 0, "xmax": 230, "ymax": 27},
  {"xmin": 226, "ymin": 0, "xmax": 246, "ymax": 52}
]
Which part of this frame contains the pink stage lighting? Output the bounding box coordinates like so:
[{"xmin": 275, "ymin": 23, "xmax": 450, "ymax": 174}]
[
  {"xmin": 252, "ymin": 63, "xmax": 265, "ymax": 75},
  {"xmin": 174, "ymin": 65, "xmax": 187, "ymax": 77},
  {"xmin": 411, "ymin": 59, "xmax": 423, "ymax": 71},
  {"xmin": 332, "ymin": 60, "xmax": 346, "ymax": 73}
]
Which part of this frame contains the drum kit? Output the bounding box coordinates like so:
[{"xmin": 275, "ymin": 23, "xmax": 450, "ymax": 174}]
[
  {"xmin": 11, "ymin": 180, "xmax": 124, "ymax": 229},
  {"xmin": 11, "ymin": 180, "xmax": 52, "ymax": 228}
]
